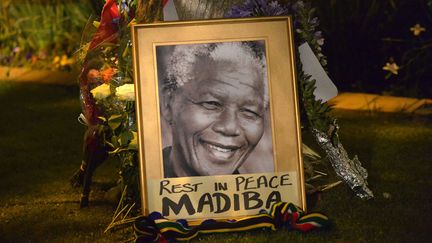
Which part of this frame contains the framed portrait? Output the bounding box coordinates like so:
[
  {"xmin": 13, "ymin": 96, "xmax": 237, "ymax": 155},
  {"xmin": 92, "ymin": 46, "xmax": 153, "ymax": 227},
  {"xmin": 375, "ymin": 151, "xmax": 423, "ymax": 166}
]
[{"xmin": 132, "ymin": 17, "xmax": 305, "ymax": 222}]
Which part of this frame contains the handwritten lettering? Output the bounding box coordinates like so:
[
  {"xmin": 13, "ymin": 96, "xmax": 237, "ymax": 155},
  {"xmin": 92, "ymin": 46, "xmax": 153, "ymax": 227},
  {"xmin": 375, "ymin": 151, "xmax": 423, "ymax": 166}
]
[
  {"xmin": 160, "ymin": 180, "xmax": 203, "ymax": 195},
  {"xmin": 235, "ymin": 174, "xmax": 291, "ymax": 191},
  {"xmin": 161, "ymin": 191, "xmax": 282, "ymax": 216}
]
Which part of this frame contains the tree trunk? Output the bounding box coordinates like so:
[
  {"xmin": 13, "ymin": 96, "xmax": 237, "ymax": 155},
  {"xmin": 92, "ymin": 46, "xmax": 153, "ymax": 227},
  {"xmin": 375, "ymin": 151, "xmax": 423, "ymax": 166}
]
[
  {"xmin": 173, "ymin": 0, "xmax": 241, "ymax": 20},
  {"xmin": 136, "ymin": 0, "xmax": 164, "ymax": 23}
]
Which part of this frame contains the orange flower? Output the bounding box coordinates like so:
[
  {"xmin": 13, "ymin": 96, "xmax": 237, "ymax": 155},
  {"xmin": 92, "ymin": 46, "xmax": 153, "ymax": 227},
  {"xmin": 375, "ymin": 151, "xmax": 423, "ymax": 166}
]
[
  {"xmin": 101, "ymin": 67, "xmax": 116, "ymax": 83},
  {"xmin": 87, "ymin": 69, "xmax": 101, "ymax": 83}
]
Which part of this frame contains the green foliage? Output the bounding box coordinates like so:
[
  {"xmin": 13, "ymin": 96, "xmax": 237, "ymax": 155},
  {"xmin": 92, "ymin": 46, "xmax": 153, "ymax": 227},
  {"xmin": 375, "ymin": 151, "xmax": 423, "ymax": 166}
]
[
  {"xmin": 300, "ymin": 74, "xmax": 333, "ymax": 132},
  {"xmin": 293, "ymin": 1, "xmax": 333, "ymax": 133},
  {"xmin": 293, "ymin": 1, "xmax": 327, "ymax": 67},
  {"xmin": 0, "ymin": 0, "xmax": 93, "ymax": 69},
  {"xmin": 96, "ymin": 103, "xmax": 140, "ymax": 212},
  {"xmin": 108, "ymin": 114, "xmax": 123, "ymax": 131},
  {"xmin": 76, "ymin": 1, "xmax": 140, "ymax": 219},
  {"xmin": 119, "ymin": 131, "xmax": 133, "ymax": 146}
]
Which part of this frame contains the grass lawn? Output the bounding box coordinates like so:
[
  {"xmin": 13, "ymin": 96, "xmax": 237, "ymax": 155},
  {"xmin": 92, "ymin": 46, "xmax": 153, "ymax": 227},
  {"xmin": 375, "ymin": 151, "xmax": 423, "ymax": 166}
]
[{"xmin": 0, "ymin": 81, "xmax": 431, "ymax": 242}]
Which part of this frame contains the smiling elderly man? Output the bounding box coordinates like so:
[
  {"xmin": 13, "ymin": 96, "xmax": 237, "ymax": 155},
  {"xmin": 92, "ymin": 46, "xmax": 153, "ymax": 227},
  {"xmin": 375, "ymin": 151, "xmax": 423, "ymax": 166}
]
[{"xmin": 158, "ymin": 41, "xmax": 271, "ymax": 178}]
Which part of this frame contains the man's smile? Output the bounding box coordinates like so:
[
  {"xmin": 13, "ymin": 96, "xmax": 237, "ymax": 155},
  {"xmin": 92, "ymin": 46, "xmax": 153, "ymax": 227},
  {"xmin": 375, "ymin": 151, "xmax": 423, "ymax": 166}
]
[{"xmin": 199, "ymin": 139, "xmax": 242, "ymax": 161}]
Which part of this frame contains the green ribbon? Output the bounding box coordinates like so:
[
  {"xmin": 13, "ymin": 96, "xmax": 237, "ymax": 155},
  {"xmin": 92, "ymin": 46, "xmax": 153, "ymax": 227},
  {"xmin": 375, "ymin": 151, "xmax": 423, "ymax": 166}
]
[{"xmin": 134, "ymin": 202, "xmax": 330, "ymax": 242}]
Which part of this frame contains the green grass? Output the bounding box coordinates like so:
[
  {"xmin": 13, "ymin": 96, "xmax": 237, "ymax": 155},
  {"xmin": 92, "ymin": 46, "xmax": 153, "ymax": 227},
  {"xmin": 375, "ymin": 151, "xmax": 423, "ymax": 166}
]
[
  {"xmin": 0, "ymin": 81, "xmax": 126, "ymax": 242},
  {"xmin": 0, "ymin": 81, "xmax": 431, "ymax": 242}
]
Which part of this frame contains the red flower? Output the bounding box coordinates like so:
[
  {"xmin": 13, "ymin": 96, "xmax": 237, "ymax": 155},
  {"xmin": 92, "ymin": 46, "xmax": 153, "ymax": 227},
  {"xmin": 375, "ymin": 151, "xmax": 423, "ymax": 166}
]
[{"xmin": 89, "ymin": 0, "xmax": 120, "ymax": 50}]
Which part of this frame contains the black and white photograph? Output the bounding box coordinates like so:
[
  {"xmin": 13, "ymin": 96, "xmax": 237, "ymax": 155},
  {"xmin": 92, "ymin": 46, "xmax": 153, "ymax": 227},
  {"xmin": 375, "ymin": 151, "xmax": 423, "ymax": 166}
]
[
  {"xmin": 133, "ymin": 17, "xmax": 306, "ymax": 219},
  {"xmin": 156, "ymin": 41, "xmax": 274, "ymax": 178}
]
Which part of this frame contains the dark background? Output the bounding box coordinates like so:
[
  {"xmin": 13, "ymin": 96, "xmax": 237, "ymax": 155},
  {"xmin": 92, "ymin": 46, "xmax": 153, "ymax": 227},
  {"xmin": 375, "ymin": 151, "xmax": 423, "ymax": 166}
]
[
  {"xmin": 4, "ymin": 0, "xmax": 432, "ymax": 98},
  {"xmin": 313, "ymin": 0, "xmax": 432, "ymax": 98},
  {"xmin": 139, "ymin": 0, "xmax": 432, "ymax": 98}
]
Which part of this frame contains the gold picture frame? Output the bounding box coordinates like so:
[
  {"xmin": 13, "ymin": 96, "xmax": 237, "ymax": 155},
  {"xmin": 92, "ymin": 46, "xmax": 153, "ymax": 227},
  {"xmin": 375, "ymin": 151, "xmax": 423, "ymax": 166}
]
[{"xmin": 132, "ymin": 16, "xmax": 305, "ymax": 222}]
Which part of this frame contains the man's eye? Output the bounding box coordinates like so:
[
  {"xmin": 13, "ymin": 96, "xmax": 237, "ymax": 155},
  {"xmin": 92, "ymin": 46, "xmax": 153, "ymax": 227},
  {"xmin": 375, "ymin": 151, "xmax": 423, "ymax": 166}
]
[
  {"xmin": 240, "ymin": 109, "xmax": 262, "ymax": 120},
  {"xmin": 200, "ymin": 101, "xmax": 222, "ymax": 110}
]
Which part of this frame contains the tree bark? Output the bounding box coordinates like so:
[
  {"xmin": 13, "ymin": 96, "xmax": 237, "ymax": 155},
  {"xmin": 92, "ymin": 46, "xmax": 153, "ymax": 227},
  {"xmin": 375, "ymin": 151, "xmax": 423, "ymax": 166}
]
[{"xmin": 136, "ymin": 0, "xmax": 164, "ymax": 24}]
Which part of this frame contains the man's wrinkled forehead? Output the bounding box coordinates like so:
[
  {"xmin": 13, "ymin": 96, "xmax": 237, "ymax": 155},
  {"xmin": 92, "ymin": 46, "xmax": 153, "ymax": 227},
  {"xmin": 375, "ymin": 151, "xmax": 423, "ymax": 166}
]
[
  {"xmin": 165, "ymin": 42, "xmax": 269, "ymax": 107},
  {"xmin": 177, "ymin": 64, "xmax": 267, "ymax": 110},
  {"xmin": 191, "ymin": 59, "xmax": 264, "ymax": 89}
]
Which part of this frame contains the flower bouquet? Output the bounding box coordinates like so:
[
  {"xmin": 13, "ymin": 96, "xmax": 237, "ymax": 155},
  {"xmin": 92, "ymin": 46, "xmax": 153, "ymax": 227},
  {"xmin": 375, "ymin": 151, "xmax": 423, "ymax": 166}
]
[
  {"xmin": 71, "ymin": 1, "xmax": 373, "ymax": 237},
  {"xmin": 70, "ymin": 0, "xmax": 140, "ymax": 208}
]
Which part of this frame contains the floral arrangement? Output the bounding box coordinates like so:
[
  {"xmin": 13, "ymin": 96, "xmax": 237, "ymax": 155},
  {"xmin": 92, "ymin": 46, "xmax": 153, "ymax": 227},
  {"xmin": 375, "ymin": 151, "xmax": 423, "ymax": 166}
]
[
  {"xmin": 73, "ymin": 0, "xmax": 373, "ymax": 238},
  {"xmin": 71, "ymin": 0, "xmax": 140, "ymax": 210}
]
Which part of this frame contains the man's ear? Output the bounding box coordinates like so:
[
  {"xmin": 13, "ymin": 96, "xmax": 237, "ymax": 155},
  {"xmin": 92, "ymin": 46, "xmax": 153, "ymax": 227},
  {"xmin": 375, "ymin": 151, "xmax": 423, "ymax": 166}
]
[{"xmin": 161, "ymin": 87, "xmax": 174, "ymax": 124}]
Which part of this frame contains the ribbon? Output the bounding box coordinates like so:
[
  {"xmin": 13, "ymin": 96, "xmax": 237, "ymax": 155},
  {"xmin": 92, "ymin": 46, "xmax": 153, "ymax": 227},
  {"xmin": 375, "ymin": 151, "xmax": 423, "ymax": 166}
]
[
  {"xmin": 134, "ymin": 202, "xmax": 329, "ymax": 242},
  {"xmin": 77, "ymin": 113, "xmax": 89, "ymax": 126}
]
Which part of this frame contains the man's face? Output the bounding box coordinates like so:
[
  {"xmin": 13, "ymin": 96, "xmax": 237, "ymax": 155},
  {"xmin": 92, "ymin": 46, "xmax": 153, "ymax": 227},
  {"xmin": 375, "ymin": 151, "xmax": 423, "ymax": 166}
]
[{"xmin": 168, "ymin": 60, "xmax": 266, "ymax": 176}]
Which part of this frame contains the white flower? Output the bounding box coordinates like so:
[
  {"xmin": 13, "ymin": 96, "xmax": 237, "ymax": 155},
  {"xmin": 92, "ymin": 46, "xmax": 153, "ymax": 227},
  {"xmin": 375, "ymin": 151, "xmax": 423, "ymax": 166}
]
[
  {"xmin": 410, "ymin": 24, "xmax": 426, "ymax": 36},
  {"xmin": 90, "ymin": 83, "xmax": 111, "ymax": 100},
  {"xmin": 382, "ymin": 62, "xmax": 399, "ymax": 75},
  {"xmin": 115, "ymin": 84, "xmax": 135, "ymax": 101}
]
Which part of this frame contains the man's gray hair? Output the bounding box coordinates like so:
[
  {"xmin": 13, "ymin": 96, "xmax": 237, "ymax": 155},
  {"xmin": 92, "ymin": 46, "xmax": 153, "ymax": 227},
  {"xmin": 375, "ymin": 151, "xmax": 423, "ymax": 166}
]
[{"xmin": 164, "ymin": 41, "xmax": 268, "ymax": 106}]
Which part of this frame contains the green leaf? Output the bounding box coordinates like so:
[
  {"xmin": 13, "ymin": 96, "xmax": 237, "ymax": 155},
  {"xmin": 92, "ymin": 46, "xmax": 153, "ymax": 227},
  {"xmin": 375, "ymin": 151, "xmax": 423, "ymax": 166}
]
[
  {"xmin": 319, "ymin": 103, "xmax": 330, "ymax": 113},
  {"xmin": 119, "ymin": 131, "xmax": 133, "ymax": 146},
  {"xmin": 106, "ymin": 141, "xmax": 115, "ymax": 148},
  {"xmin": 108, "ymin": 114, "xmax": 123, "ymax": 120},
  {"xmin": 97, "ymin": 116, "xmax": 107, "ymax": 122},
  {"xmin": 111, "ymin": 135, "xmax": 119, "ymax": 147},
  {"xmin": 108, "ymin": 114, "xmax": 123, "ymax": 130}
]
